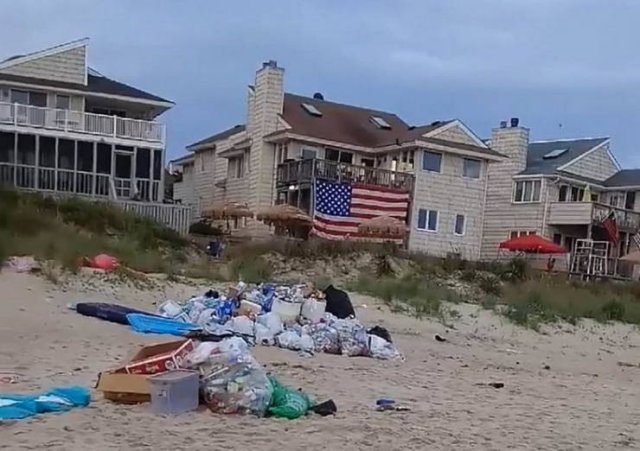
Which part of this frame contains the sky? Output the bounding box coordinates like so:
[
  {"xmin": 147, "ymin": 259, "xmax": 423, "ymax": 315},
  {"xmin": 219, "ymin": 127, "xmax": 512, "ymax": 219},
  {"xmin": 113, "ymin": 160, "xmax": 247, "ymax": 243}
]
[{"xmin": 2, "ymin": 0, "xmax": 640, "ymax": 165}]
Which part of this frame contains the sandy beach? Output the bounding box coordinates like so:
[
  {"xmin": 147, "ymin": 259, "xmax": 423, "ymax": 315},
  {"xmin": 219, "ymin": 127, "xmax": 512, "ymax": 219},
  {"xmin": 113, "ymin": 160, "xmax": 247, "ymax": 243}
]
[{"xmin": 1, "ymin": 270, "xmax": 639, "ymax": 450}]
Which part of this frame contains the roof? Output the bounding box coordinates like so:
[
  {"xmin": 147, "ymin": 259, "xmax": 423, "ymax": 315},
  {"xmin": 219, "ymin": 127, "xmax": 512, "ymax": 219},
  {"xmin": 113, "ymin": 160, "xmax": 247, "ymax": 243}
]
[
  {"xmin": 186, "ymin": 124, "xmax": 246, "ymax": 150},
  {"xmin": 0, "ymin": 71, "xmax": 172, "ymax": 104},
  {"xmin": 604, "ymin": 169, "xmax": 640, "ymax": 187},
  {"xmin": 281, "ymin": 93, "xmax": 411, "ymax": 147},
  {"xmin": 170, "ymin": 153, "xmax": 195, "ymax": 165},
  {"xmin": 519, "ymin": 137, "xmax": 609, "ymax": 176}
]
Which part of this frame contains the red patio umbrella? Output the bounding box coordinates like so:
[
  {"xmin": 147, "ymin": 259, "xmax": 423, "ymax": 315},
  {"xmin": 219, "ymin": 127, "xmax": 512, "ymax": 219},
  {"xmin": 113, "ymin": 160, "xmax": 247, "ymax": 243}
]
[{"xmin": 499, "ymin": 235, "xmax": 568, "ymax": 254}]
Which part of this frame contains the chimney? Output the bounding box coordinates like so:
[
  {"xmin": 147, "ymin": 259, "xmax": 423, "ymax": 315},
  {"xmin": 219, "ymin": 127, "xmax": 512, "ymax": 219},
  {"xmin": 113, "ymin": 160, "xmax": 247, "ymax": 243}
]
[{"xmin": 490, "ymin": 118, "xmax": 529, "ymax": 172}]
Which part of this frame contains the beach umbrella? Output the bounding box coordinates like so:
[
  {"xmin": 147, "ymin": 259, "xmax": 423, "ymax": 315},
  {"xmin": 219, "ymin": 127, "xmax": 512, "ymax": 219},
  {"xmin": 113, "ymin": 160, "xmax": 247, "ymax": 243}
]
[
  {"xmin": 201, "ymin": 202, "xmax": 253, "ymax": 220},
  {"xmin": 358, "ymin": 215, "xmax": 407, "ymax": 237},
  {"xmin": 499, "ymin": 234, "xmax": 568, "ymax": 254},
  {"xmin": 256, "ymin": 204, "xmax": 312, "ymax": 225}
]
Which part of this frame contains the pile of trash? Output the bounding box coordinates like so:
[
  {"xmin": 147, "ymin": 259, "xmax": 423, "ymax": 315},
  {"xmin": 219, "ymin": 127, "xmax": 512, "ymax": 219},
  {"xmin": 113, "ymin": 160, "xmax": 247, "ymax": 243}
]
[
  {"xmin": 148, "ymin": 282, "xmax": 402, "ymax": 360},
  {"xmin": 96, "ymin": 336, "xmax": 323, "ymax": 419}
]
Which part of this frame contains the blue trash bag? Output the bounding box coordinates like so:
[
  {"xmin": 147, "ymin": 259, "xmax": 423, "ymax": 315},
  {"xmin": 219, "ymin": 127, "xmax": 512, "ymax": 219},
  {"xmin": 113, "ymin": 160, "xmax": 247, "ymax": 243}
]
[
  {"xmin": 261, "ymin": 286, "xmax": 275, "ymax": 313},
  {"xmin": 126, "ymin": 313, "xmax": 200, "ymax": 336},
  {"xmin": 0, "ymin": 386, "xmax": 90, "ymax": 420}
]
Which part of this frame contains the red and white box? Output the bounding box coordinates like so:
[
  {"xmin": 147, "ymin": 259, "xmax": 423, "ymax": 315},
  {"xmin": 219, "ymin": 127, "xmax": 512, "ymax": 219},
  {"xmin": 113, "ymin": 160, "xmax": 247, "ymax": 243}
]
[{"xmin": 125, "ymin": 339, "xmax": 195, "ymax": 375}]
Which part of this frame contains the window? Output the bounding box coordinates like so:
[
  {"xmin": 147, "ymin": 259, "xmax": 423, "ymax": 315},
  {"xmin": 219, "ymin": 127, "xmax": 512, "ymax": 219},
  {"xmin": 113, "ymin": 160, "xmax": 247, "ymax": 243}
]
[
  {"xmin": 10, "ymin": 89, "xmax": 47, "ymax": 107},
  {"xmin": 370, "ymin": 116, "xmax": 391, "ymax": 129},
  {"xmin": 228, "ymin": 155, "xmax": 245, "ymax": 179},
  {"xmin": 553, "ymin": 233, "xmax": 562, "ymax": 245},
  {"xmin": 417, "ymin": 208, "xmax": 438, "ymax": 232},
  {"xmin": 422, "ymin": 151, "xmax": 442, "ymax": 173},
  {"xmin": 10, "ymin": 90, "xmax": 29, "ymax": 105},
  {"xmin": 542, "ymin": 148, "xmax": 568, "ymax": 159},
  {"xmin": 513, "ymin": 180, "xmax": 542, "ymax": 203},
  {"xmin": 558, "ymin": 185, "xmax": 568, "ymax": 202},
  {"xmin": 55, "ymin": 95, "xmax": 70, "ymax": 110},
  {"xmin": 510, "ymin": 230, "xmax": 537, "ymax": 239},
  {"xmin": 302, "ymin": 148, "xmax": 317, "ymax": 160},
  {"xmin": 361, "ymin": 158, "xmax": 374, "ymax": 168},
  {"xmin": 301, "ymin": 103, "xmax": 322, "ymax": 117},
  {"xmin": 570, "ymin": 186, "xmax": 584, "ymax": 202},
  {"xmin": 325, "ymin": 148, "xmax": 352, "ymax": 164},
  {"xmin": 463, "ymin": 158, "xmax": 481, "ymax": 179},
  {"xmin": 454, "ymin": 214, "xmax": 465, "ymax": 236},
  {"xmin": 610, "ymin": 195, "xmax": 620, "ymax": 207}
]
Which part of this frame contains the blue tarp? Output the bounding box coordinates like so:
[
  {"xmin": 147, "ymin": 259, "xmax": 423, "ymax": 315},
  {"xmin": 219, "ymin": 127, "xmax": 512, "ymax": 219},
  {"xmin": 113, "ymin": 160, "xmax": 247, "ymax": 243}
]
[
  {"xmin": 126, "ymin": 313, "xmax": 200, "ymax": 336},
  {"xmin": 0, "ymin": 386, "xmax": 90, "ymax": 420}
]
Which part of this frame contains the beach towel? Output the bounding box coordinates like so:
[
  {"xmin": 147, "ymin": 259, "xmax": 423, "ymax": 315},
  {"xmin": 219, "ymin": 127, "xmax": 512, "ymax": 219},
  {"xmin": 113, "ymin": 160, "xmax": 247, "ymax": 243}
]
[{"xmin": 0, "ymin": 386, "xmax": 90, "ymax": 420}]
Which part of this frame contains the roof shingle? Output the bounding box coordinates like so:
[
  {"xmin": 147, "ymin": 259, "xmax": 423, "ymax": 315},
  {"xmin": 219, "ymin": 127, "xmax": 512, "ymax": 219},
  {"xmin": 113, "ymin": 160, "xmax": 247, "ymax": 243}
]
[
  {"xmin": 186, "ymin": 124, "xmax": 246, "ymax": 150},
  {"xmin": 520, "ymin": 138, "xmax": 609, "ymax": 176}
]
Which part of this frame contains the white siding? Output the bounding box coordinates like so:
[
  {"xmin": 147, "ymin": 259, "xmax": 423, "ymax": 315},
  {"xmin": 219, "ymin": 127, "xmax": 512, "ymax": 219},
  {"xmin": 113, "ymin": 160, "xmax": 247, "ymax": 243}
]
[
  {"xmin": 563, "ymin": 143, "xmax": 618, "ymax": 181},
  {"xmin": 0, "ymin": 46, "xmax": 86, "ymax": 85},
  {"xmin": 430, "ymin": 124, "xmax": 480, "ymax": 146},
  {"xmin": 408, "ymin": 151, "xmax": 487, "ymax": 260}
]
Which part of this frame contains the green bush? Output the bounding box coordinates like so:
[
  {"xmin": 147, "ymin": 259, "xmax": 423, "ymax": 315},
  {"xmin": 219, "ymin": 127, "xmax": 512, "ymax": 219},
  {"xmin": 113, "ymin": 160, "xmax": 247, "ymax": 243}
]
[
  {"xmin": 228, "ymin": 256, "xmax": 273, "ymax": 283},
  {"xmin": 189, "ymin": 221, "xmax": 223, "ymax": 236}
]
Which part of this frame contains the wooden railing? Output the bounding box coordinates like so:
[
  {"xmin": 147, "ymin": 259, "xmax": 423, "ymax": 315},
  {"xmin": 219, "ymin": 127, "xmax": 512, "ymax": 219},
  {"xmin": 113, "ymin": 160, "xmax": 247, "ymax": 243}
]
[
  {"xmin": 0, "ymin": 102, "xmax": 165, "ymax": 143},
  {"xmin": 276, "ymin": 158, "xmax": 414, "ymax": 192},
  {"xmin": 592, "ymin": 202, "xmax": 640, "ymax": 230}
]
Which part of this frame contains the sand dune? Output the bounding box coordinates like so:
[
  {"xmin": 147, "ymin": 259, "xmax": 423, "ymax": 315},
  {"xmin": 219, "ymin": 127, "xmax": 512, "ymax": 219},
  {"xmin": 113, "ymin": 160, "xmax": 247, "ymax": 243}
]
[{"xmin": 0, "ymin": 271, "xmax": 639, "ymax": 450}]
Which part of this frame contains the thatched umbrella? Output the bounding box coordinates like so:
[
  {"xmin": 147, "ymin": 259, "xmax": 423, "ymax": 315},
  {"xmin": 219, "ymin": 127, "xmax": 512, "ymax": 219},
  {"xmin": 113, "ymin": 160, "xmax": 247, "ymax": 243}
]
[
  {"xmin": 256, "ymin": 204, "xmax": 312, "ymax": 225},
  {"xmin": 358, "ymin": 215, "xmax": 407, "ymax": 237},
  {"xmin": 201, "ymin": 202, "xmax": 253, "ymax": 221}
]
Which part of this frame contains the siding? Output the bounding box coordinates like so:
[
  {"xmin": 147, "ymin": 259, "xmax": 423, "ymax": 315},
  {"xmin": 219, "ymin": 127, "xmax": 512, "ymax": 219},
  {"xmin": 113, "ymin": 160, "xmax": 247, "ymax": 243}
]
[
  {"xmin": 408, "ymin": 151, "xmax": 487, "ymax": 260},
  {"xmin": 563, "ymin": 143, "xmax": 618, "ymax": 181},
  {"xmin": 431, "ymin": 124, "xmax": 480, "ymax": 146},
  {"xmin": 480, "ymin": 127, "xmax": 550, "ymax": 259},
  {"xmin": 0, "ymin": 46, "xmax": 86, "ymax": 85}
]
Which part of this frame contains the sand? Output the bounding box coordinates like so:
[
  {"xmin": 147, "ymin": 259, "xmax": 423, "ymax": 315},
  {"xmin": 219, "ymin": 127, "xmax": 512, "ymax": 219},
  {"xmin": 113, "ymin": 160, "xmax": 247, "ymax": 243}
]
[{"xmin": 0, "ymin": 270, "xmax": 639, "ymax": 450}]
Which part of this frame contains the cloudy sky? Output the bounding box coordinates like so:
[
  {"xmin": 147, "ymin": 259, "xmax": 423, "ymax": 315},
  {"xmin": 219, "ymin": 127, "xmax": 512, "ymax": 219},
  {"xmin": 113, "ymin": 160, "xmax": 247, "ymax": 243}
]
[{"xmin": 3, "ymin": 0, "xmax": 639, "ymax": 164}]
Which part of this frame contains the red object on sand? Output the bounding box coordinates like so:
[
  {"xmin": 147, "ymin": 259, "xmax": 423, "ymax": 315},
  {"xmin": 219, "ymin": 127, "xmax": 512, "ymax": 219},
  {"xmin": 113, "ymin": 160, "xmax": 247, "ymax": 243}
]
[
  {"xmin": 87, "ymin": 254, "xmax": 119, "ymax": 271},
  {"xmin": 499, "ymin": 235, "xmax": 567, "ymax": 254}
]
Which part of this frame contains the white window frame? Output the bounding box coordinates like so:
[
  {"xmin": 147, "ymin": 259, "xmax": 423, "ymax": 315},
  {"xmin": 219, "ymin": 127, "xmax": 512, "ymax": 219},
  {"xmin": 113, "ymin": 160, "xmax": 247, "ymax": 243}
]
[
  {"xmin": 422, "ymin": 151, "xmax": 442, "ymax": 173},
  {"xmin": 454, "ymin": 214, "xmax": 466, "ymax": 236},
  {"xmin": 228, "ymin": 154, "xmax": 245, "ymax": 179},
  {"xmin": 513, "ymin": 179, "xmax": 542, "ymax": 203},
  {"xmin": 462, "ymin": 158, "xmax": 481, "ymax": 179},
  {"xmin": 417, "ymin": 208, "xmax": 438, "ymax": 232}
]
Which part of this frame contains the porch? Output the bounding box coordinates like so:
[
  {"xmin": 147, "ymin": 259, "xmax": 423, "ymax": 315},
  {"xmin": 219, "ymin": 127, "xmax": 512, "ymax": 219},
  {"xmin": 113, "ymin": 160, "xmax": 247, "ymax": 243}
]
[
  {"xmin": 547, "ymin": 201, "xmax": 640, "ymax": 232},
  {"xmin": 0, "ymin": 131, "xmax": 163, "ymax": 202},
  {"xmin": 276, "ymin": 158, "xmax": 414, "ymax": 191},
  {"xmin": 0, "ymin": 101, "xmax": 165, "ymax": 145}
]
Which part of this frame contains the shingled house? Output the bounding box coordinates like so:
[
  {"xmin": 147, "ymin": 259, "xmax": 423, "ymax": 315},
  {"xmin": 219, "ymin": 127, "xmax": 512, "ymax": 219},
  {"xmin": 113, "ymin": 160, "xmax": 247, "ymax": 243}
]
[{"xmin": 173, "ymin": 61, "xmax": 502, "ymax": 259}]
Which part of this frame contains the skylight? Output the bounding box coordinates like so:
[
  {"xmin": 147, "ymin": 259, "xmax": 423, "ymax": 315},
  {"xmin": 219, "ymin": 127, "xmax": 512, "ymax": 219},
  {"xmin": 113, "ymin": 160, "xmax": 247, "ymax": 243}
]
[
  {"xmin": 301, "ymin": 103, "xmax": 322, "ymax": 117},
  {"xmin": 370, "ymin": 116, "xmax": 392, "ymax": 129},
  {"xmin": 542, "ymin": 148, "xmax": 568, "ymax": 159}
]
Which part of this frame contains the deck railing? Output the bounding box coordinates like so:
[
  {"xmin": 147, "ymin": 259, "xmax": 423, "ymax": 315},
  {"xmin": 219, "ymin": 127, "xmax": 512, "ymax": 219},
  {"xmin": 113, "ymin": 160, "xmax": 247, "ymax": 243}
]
[
  {"xmin": 276, "ymin": 158, "xmax": 414, "ymax": 192},
  {"xmin": 0, "ymin": 102, "xmax": 165, "ymax": 144},
  {"xmin": 548, "ymin": 201, "xmax": 640, "ymax": 231}
]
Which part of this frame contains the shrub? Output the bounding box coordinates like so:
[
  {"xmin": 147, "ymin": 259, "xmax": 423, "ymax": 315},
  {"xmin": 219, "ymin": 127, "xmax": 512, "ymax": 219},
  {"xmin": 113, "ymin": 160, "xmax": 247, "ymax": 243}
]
[
  {"xmin": 228, "ymin": 256, "xmax": 273, "ymax": 283},
  {"xmin": 189, "ymin": 221, "xmax": 223, "ymax": 236}
]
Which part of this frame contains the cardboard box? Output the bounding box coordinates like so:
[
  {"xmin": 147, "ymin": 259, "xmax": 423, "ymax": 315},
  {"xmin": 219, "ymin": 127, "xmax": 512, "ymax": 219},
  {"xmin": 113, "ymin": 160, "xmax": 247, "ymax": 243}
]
[
  {"xmin": 95, "ymin": 339, "xmax": 195, "ymax": 404},
  {"xmin": 125, "ymin": 339, "xmax": 195, "ymax": 375}
]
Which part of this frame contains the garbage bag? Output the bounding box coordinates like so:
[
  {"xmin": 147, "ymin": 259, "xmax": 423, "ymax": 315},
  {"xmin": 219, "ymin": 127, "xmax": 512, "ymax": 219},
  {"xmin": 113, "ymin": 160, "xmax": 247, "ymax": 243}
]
[
  {"xmin": 368, "ymin": 334, "xmax": 402, "ymax": 360},
  {"xmin": 306, "ymin": 323, "xmax": 341, "ymax": 354},
  {"xmin": 257, "ymin": 312, "xmax": 283, "ymax": 336},
  {"xmin": 267, "ymin": 377, "xmax": 313, "ymax": 420},
  {"xmin": 323, "ymin": 285, "xmax": 355, "ymax": 319},
  {"xmin": 333, "ymin": 318, "xmax": 369, "ymax": 357},
  {"xmin": 191, "ymin": 338, "xmax": 272, "ymax": 416},
  {"xmin": 275, "ymin": 331, "xmax": 314, "ymax": 353}
]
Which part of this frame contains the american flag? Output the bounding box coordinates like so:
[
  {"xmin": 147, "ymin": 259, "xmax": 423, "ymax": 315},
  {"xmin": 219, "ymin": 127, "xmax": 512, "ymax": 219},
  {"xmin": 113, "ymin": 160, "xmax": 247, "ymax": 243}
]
[{"xmin": 312, "ymin": 179, "xmax": 410, "ymax": 243}]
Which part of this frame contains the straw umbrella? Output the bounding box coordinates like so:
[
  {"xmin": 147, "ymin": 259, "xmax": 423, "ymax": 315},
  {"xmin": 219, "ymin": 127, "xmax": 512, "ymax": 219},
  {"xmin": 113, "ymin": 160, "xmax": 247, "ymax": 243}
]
[
  {"xmin": 256, "ymin": 204, "xmax": 312, "ymax": 238},
  {"xmin": 358, "ymin": 215, "xmax": 407, "ymax": 238},
  {"xmin": 201, "ymin": 202, "xmax": 253, "ymax": 221}
]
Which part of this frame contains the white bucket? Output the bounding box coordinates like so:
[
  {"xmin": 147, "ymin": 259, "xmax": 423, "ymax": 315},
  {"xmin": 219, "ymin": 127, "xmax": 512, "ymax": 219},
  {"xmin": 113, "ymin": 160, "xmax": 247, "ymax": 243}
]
[
  {"xmin": 271, "ymin": 298, "xmax": 302, "ymax": 324},
  {"xmin": 301, "ymin": 298, "xmax": 326, "ymax": 323}
]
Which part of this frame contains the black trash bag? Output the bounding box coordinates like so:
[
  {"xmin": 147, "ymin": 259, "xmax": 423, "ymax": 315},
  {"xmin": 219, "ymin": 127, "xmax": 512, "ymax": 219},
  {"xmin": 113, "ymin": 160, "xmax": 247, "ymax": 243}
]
[
  {"xmin": 75, "ymin": 302, "xmax": 155, "ymax": 325},
  {"xmin": 367, "ymin": 325, "xmax": 392, "ymax": 344},
  {"xmin": 323, "ymin": 285, "xmax": 355, "ymax": 319}
]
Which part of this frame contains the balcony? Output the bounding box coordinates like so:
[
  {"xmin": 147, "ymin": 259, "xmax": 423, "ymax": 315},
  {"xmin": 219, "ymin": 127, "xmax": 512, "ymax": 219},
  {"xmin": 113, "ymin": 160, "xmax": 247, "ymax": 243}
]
[
  {"xmin": 0, "ymin": 102, "xmax": 165, "ymax": 145},
  {"xmin": 276, "ymin": 158, "xmax": 414, "ymax": 192},
  {"xmin": 548, "ymin": 201, "xmax": 640, "ymax": 231}
]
